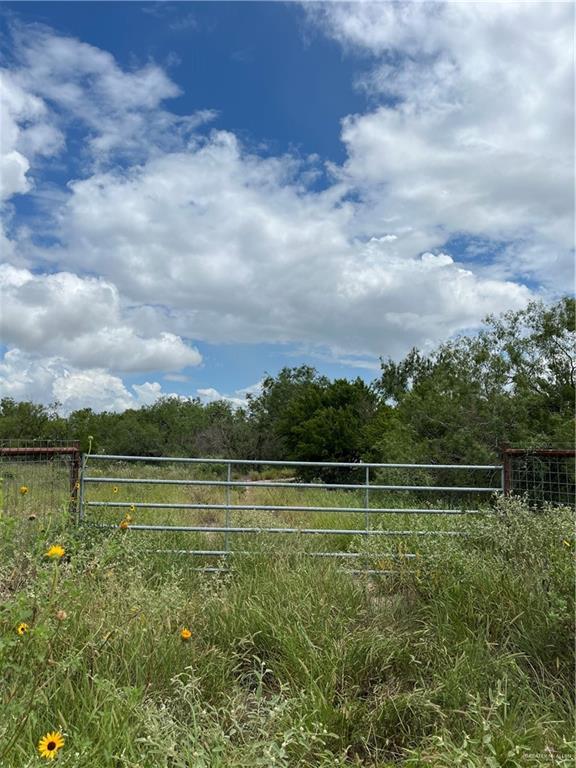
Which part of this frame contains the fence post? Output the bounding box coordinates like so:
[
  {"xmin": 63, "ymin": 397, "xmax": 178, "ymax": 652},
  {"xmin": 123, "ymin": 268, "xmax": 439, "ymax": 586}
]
[
  {"xmin": 500, "ymin": 444, "xmax": 511, "ymax": 496},
  {"xmin": 365, "ymin": 465, "xmax": 370, "ymax": 530},
  {"xmin": 68, "ymin": 445, "xmax": 81, "ymax": 519}
]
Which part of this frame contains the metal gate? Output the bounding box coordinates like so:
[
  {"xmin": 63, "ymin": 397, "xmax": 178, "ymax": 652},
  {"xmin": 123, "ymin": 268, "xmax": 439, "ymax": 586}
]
[{"xmin": 79, "ymin": 454, "xmax": 503, "ymax": 573}]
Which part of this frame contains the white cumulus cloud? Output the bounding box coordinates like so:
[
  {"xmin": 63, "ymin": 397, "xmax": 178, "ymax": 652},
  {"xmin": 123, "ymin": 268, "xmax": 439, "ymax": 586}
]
[
  {"xmin": 36, "ymin": 131, "xmax": 530, "ymax": 359},
  {"xmin": 0, "ymin": 349, "xmax": 175, "ymax": 413},
  {"xmin": 307, "ymin": 1, "xmax": 574, "ymax": 287},
  {"xmin": 0, "ymin": 69, "xmax": 63, "ymax": 201},
  {"xmin": 0, "ymin": 264, "xmax": 201, "ymax": 372},
  {"xmin": 197, "ymin": 380, "xmax": 262, "ymax": 410}
]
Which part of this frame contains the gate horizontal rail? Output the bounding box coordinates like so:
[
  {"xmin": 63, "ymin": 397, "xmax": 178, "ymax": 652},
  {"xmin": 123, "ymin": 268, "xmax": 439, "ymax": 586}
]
[
  {"xmin": 83, "ymin": 476, "xmax": 496, "ymax": 493},
  {"xmin": 87, "ymin": 502, "xmax": 483, "ymax": 514},
  {"xmin": 87, "ymin": 523, "xmax": 466, "ymax": 536},
  {"xmin": 87, "ymin": 454, "xmax": 501, "ymax": 470},
  {"xmin": 79, "ymin": 454, "xmax": 503, "ymax": 573},
  {"xmin": 146, "ymin": 550, "xmax": 419, "ymax": 559}
]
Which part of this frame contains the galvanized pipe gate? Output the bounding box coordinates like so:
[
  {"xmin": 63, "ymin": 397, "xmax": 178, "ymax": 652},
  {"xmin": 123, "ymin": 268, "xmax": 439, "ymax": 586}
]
[{"xmin": 78, "ymin": 455, "xmax": 503, "ymax": 573}]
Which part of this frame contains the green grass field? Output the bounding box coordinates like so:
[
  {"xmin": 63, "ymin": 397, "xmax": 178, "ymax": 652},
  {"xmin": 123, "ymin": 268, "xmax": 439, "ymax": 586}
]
[{"xmin": 0, "ymin": 462, "xmax": 574, "ymax": 766}]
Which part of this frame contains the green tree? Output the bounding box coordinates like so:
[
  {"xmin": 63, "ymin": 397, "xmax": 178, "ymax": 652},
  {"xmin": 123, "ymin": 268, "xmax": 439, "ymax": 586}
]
[
  {"xmin": 0, "ymin": 398, "xmax": 66, "ymax": 442},
  {"xmin": 141, "ymin": 397, "xmax": 205, "ymax": 456},
  {"xmin": 66, "ymin": 408, "xmax": 102, "ymax": 452},
  {"xmin": 248, "ymin": 366, "xmax": 327, "ymax": 458},
  {"xmin": 373, "ymin": 297, "xmax": 575, "ymax": 463},
  {"xmin": 274, "ymin": 377, "xmax": 377, "ymax": 480}
]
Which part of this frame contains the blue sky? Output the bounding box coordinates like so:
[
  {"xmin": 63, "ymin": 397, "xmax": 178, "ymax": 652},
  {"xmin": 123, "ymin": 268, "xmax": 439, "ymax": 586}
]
[{"xmin": 0, "ymin": 2, "xmax": 573, "ymax": 412}]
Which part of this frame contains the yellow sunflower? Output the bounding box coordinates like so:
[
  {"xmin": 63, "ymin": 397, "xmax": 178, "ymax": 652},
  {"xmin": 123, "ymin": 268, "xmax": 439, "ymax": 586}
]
[
  {"xmin": 119, "ymin": 519, "xmax": 130, "ymax": 531},
  {"xmin": 180, "ymin": 627, "xmax": 192, "ymax": 641},
  {"xmin": 46, "ymin": 545, "xmax": 65, "ymax": 559},
  {"xmin": 38, "ymin": 730, "xmax": 64, "ymax": 760},
  {"xmin": 19, "ymin": 485, "xmax": 29, "ymax": 495},
  {"xmin": 16, "ymin": 622, "xmax": 29, "ymax": 636},
  {"xmin": 112, "ymin": 486, "xmax": 119, "ymax": 494}
]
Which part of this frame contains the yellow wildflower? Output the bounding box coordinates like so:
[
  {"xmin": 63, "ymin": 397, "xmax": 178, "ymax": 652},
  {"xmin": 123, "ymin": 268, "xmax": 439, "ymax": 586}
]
[
  {"xmin": 19, "ymin": 485, "xmax": 29, "ymax": 495},
  {"xmin": 38, "ymin": 731, "xmax": 64, "ymax": 760},
  {"xmin": 46, "ymin": 545, "xmax": 65, "ymax": 559},
  {"xmin": 16, "ymin": 622, "xmax": 29, "ymax": 636},
  {"xmin": 180, "ymin": 627, "xmax": 192, "ymax": 641}
]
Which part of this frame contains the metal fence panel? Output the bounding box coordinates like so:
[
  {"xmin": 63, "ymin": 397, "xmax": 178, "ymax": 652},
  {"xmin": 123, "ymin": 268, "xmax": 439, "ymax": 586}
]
[
  {"xmin": 79, "ymin": 454, "xmax": 503, "ymax": 571},
  {"xmin": 501, "ymin": 447, "xmax": 575, "ymax": 507},
  {"xmin": 1, "ymin": 440, "xmax": 80, "ymax": 516}
]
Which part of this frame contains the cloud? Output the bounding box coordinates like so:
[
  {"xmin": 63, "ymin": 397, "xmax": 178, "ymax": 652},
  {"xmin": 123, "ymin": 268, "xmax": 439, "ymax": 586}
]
[
  {"xmin": 142, "ymin": 3, "xmax": 198, "ymax": 31},
  {"xmin": 0, "ymin": 264, "xmax": 201, "ymax": 372},
  {"xmin": 0, "ymin": 150, "xmax": 29, "ymax": 201},
  {"xmin": 0, "ymin": 69, "xmax": 63, "ymax": 201},
  {"xmin": 0, "ymin": 349, "xmax": 173, "ymax": 413},
  {"xmin": 197, "ymin": 380, "xmax": 262, "ymax": 409},
  {"xmin": 4, "ymin": 22, "xmax": 216, "ymax": 165},
  {"xmin": 36, "ymin": 130, "xmax": 530, "ymax": 359},
  {"xmin": 306, "ymin": 1, "xmax": 574, "ymax": 288}
]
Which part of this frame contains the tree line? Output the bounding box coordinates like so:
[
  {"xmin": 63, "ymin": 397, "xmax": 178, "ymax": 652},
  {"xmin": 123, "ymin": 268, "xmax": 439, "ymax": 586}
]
[{"xmin": 1, "ymin": 298, "xmax": 573, "ymax": 464}]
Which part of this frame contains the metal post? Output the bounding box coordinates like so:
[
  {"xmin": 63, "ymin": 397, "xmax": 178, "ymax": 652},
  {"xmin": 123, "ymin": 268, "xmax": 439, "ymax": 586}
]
[
  {"xmin": 78, "ymin": 453, "xmax": 87, "ymax": 524},
  {"xmin": 69, "ymin": 447, "xmax": 80, "ymax": 520},
  {"xmin": 500, "ymin": 445, "xmax": 511, "ymax": 496},
  {"xmin": 225, "ymin": 462, "xmax": 231, "ymax": 553},
  {"xmin": 365, "ymin": 465, "xmax": 370, "ymax": 530}
]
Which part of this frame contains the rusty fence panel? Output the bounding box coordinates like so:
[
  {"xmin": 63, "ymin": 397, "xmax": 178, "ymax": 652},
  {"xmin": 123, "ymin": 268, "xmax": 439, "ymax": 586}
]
[
  {"xmin": 501, "ymin": 446, "xmax": 575, "ymax": 507},
  {"xmin": 0, "ymin": 440, "xmax": 81, "ymax": 516}
]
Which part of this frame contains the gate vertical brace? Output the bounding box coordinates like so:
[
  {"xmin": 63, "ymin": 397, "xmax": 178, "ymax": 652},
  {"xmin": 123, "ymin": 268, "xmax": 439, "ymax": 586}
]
[
  {"xmin": 224, "ymin": 462, "xmax": 231, "ymax": 554},
  {"xmin": 365, "ymin": 465, "xmax": 370, "ymax": 530}
]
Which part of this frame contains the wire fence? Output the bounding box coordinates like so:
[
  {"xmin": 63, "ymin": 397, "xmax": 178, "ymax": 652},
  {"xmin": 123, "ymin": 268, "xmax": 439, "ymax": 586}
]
[
  {"xmin": 0, "ymin": 440, "xmax": 80, "ymax": 516},
  {"xmin": 502, "ymin": 447, "xmax": 575, "ymax": 507}
]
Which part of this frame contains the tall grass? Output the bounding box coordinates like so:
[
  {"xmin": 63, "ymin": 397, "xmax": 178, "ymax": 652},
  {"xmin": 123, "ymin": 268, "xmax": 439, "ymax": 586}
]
[{"xmin": 0, "ymin": 471, "xmax": 573, "ymax": 766}]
